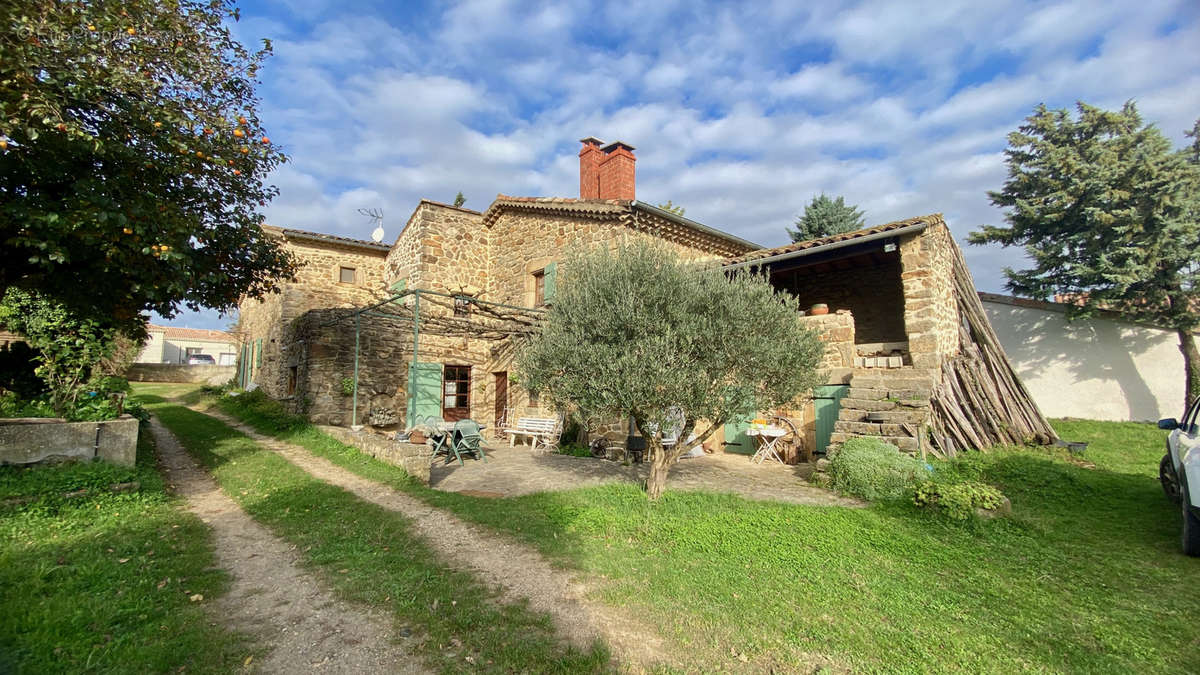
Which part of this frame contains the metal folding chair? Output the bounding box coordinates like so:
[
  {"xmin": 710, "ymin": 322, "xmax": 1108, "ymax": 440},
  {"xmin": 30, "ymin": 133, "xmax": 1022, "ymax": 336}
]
[{"xmin": 448, "ymin": 418, "xmax": 486, "ymax": 466}]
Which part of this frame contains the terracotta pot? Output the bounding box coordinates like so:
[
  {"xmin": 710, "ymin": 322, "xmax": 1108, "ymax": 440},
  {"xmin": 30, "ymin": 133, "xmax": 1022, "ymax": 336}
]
[
  {"xmin": 809, "ymin": 303, "xmax": 829, "ymax": 316},
  {"xmin": 409, "ymin": 430, "xmax": 426, "ymax": 444}
]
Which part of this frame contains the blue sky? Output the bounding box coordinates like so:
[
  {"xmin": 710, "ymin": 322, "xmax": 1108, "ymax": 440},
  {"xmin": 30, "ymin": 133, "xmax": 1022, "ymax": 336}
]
[{"xmin": 159, "ymin": 0, "xmax": 1200, "ymax": 330}]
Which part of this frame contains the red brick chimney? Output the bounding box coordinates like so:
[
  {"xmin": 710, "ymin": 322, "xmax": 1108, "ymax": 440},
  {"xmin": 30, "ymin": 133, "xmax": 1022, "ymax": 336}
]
[
  {"xmin": 598, "ymin": 140, "xmax": 636, "ymax": 200},
  {"xmin": 579, "ymin": 137, "xmax": 636, "ymax": 200},
  {"xmin": 579, "ymin": 137, "xmax": 603, "ymax": 199}
]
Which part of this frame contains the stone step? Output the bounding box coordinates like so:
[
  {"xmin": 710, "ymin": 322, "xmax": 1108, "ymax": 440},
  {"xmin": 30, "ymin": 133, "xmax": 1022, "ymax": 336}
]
[
  {"xmin": 839, "ymin": 397, "xmax": 898, "ymax": 412},
  {"xmin": 849, "ymin": 367, "xmax": 938, "ymax": 378},
  {"xmin": 838, "ymin": 409, "xmax": 929, "ymax": 424},
  {"xmin": 849, "ymin": 376, "xmax": 934, "ymax": 391}
]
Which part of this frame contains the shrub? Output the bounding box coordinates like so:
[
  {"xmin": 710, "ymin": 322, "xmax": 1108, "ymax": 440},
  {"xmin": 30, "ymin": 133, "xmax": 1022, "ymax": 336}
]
[
  {"xmin": 556, "ymin": 443, "xmax": 593, "ymax": 458},
  {"xmin": 220, "ymin": 389, "xmax": 306, "ymax": 432},
  {"xmin": 827, "ymin": 437, "xmax": 931, "ymax": 501},
  {"xmin": 0, "ymin": 391, "xmax": 55, "ymax": 418},
  {"xmin": 913, "ymin": 480, "xmax": 1006, "ymax": 520}
]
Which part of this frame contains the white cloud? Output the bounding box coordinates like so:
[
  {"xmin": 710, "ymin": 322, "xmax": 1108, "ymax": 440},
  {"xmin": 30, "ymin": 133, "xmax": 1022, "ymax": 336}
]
[{"xmin": 155, "ymin": 0, "xmax": 1198, "ymax": 333}]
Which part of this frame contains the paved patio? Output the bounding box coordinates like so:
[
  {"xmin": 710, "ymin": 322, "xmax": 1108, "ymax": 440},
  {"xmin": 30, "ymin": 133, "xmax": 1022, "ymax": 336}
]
[{"xmin": 430, "ymin": 442, "xmax": 860, "ymax": 507}]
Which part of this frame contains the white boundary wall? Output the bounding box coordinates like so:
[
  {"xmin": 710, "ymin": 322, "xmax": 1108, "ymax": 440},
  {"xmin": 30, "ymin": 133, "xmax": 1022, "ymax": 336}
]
[{"xmin": 981, "ymin": 294, "xmax": 1185, "ymax": 422}]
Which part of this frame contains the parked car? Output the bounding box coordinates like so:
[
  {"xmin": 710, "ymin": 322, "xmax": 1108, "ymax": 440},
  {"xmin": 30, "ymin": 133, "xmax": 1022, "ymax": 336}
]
[
  {"xmin": 187, "ymin": 354, "xmax": 216, "ymax": 365},
  {"xmin": 1158, "ymin": 395, "xmax": 1200, "ymax": 556}
]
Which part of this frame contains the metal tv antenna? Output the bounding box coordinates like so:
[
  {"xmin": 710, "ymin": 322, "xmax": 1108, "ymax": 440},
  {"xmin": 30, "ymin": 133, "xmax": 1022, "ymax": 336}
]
[{"xmin": 358, "ymin": 207, "xmax": 385, "ymax": 243}]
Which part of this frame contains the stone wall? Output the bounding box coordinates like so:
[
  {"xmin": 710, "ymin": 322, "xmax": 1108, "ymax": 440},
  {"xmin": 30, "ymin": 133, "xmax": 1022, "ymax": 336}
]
[
  {"xmin": 125, "ymin": 364, "xmax": 235, "ymax": 384},
  {"xmin": 283, "ymin": 307, "xmax": 496, "ymax": 429},
  {"xmin": 779, "ymin": 254, "xmax": 907, "ymax": 344},
  {"xmin": 0, "ymin": 416, "xmax": 139, "ymax": 467},
  {"xmin": 797, "ymin": 310, "xmax": 856, "ymax": 372},
  {"xmin": 486, "ymin": 209, "xmax": 733, "ymax": 309},
  {"xmin": 238, "ymin": 232, "xmax": 390, "ymax": 399},
  {"xmin": 319, "ymin": 425, "xmax": 431, "ymax": 485},
  {"xmin": 899, "ymin": 222, "xmax": 959, "ymax": 369},
  {"xmin": 386, "ymin": 201, "xmax": 489, "ymax": 296}
]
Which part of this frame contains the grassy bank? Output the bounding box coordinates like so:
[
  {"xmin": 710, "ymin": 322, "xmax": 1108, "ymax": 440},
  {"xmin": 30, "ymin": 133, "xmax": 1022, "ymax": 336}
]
[
  {"xmin": 198, "ymin": 385, "xmax": 1200, "ymax": 673},
  {"xmin": 140, "ymin": 392, "xmax": 611, "ymax": 673},
  {"xmin": 0, "ymin": 422, "xmax": 249, "ymax": 673}
]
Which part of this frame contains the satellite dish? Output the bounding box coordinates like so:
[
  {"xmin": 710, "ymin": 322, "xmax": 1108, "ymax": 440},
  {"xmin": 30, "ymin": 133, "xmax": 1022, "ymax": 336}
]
[{"xmin": 358, "ymin": 207, "xmax": 384, "ymax": 243}]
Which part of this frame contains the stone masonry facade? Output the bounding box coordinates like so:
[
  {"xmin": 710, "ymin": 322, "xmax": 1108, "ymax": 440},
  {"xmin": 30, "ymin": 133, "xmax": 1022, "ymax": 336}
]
[{"xmin": 237, "ymin": 138, "xmax": 1032, "ymax": 460}]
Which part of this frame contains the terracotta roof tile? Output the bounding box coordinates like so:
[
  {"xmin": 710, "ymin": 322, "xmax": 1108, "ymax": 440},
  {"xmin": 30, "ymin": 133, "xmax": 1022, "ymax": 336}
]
[
  {"xmin": 723, "ymin": 214, "xmax": 943, "ymax": 265},
  {"xmin": 148, "ymin": 325, "xmax": 234, "ymax": 343},
  {"xmin": 280, "ymin": 228, "xmax": 391, "ymax": 252}
]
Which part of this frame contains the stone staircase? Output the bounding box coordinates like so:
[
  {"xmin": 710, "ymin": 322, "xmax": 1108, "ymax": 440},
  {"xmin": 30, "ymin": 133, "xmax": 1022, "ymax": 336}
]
[{"xmin": 829, "ymin": 368, "xmax": 937, "ymax": 454}]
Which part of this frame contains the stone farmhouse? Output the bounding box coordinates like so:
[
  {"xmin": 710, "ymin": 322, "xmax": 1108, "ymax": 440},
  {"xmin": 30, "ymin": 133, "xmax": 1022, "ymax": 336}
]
[{"xmin": 237, "ymin": 138, "xmax": 1053, "ymax": 458}]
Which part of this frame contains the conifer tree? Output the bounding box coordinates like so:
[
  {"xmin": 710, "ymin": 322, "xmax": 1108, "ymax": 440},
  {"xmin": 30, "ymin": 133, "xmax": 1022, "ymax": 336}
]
[
  {"xmin": 971, "ymin": 102, "xmax": 1200, "ymax": 405},
  {"xmin": 787, "ymin": 194, "xmax": 865, "ymax": 242}
]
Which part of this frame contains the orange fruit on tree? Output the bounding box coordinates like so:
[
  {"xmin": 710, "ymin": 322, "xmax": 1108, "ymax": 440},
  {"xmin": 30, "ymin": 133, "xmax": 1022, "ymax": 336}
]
[
  {"xmin": 203, "ymin": 127, "xmax": 212, "ymax": 135},
  {"xmin": 233, "ymin": 169, "xmax": 241, "ymax": 176},
  {"xmin": 233, "ymin": 128, "xmax": 244, "ymax": 138},
  {"xmin": 240, "ymin": 147, "xmax": 249, "ymax": 154},
  {"xmin": 238, "ymin": 116, "xmax": 247, "ymax": 125},
  {"xmin": 195, "ymin": 151, "xmax": 204, "ymax": 158},
  {"xmin": 261, "ymin": 136, "xmax": 269, "ymax": 144},
  {"xmin": 127, "ymin": 27, "xmax": 135, "ymax": 35},
  {"xmin": 123, "ymin": 228, "xmax": 133, "ymax": 234},
  {"xmin": 153, "ymin": 121, "xmax": 162, "ymax": 128}
]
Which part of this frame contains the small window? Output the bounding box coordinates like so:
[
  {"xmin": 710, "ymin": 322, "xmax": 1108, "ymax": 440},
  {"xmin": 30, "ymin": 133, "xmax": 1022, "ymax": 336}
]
[
  {"xmin": 339, "ymin": 266, "xmax": 356, "ymax": 284},
  {"xmin": 287, "ymin": 366, "xmax": 298, "ymax": 396},
  {"xmin": 533, "ymin": 269, "xmax": 545, "ymax": 306}
]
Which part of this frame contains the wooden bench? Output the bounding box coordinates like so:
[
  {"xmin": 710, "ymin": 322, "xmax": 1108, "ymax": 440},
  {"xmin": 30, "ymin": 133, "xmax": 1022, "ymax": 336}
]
[{"xmin": 503, "ymin": 417, "xmax": 562, "ymax": 450}]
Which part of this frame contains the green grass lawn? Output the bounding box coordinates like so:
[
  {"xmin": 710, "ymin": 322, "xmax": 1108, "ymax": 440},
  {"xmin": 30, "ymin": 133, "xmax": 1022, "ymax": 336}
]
[
  {"xmin": 140, "ymin": 392, "xmax": 612, "ymax": 674},
  {"xmin": 0, "ymin": 419, "xmax": 250, "ymax": 673},
  {"xmin": 196, "ymin": 384, "xmax": 1200, "ymax": 673}
]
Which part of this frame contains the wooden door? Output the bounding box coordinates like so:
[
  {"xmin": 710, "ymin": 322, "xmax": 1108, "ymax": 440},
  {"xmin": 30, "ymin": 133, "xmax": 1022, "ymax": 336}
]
[
  {"xmin": 723, "ymin": 415, "xmax": 754, "ymax": 455},
  {"xmin": 442, "ymin": 365, "xmax": 471, "ymax": 422},
  {"xmin": 814, "ymin": 385, "xmax": 850, "ymax": 455},
  {"xmin": 494, "ymin": 372, "xmax": 508, "ymax": 428}
]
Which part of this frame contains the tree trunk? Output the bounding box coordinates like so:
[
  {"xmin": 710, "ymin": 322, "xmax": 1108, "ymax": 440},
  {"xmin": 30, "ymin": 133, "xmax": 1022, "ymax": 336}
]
[
  {"xmin": 1180, "ymin": 328, "xmax": 1200, "ymax": 407},
  {"xmin": 645, "ymin": 436, "xmax": 670, "ymax": 501}
]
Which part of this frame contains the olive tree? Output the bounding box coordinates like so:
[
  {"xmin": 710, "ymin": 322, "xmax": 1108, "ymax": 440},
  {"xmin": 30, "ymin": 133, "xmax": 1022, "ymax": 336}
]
[{"xmin": 517, "ymin": 241, "xmax": 824, "ymax": 500}]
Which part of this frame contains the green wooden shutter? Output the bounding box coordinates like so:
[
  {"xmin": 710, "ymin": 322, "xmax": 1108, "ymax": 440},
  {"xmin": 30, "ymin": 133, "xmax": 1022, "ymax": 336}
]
[
  {"xmin": 240, "ymin": 345, "xmax": 249, "ymax": 387},
  {"xmin": 406, "ymin": 362, "xmax": 444, "ymax": 427},
  {"xmin": 255, "ymin": 338, "xmax": 263, "ymax": 367},
  {"xmin": 543, "ymin": 262, "xmax": 557, "ymax": 303}
]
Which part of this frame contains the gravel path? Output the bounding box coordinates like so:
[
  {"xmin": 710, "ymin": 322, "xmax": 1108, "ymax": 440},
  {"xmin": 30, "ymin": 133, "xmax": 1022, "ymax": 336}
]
[
  {"xmin": 150, "ymin": 419, "xmax": 427, "ymax": 674},
  {"xmin": 195, "ymin": 405, "xmax": 675, "ymax": 671}
]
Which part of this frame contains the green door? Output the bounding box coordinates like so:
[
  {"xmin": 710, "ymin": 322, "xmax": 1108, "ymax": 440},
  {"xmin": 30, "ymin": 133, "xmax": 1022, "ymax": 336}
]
[
  {"xmin": 723, "ymin": 415, "xmax": 754, "ymax": 455},
  {"xmin": 814, "ymin": 385, "xmax": 850, "ymax": 455},
  {"xmin": 406, "ymin": 362, "xmax": 443, "ymax": 428}
]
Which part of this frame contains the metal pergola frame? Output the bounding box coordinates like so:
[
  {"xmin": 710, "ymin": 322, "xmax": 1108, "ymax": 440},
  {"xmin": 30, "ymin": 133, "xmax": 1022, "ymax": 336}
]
[{"xmin": 319, "ymin": 288, "xmax": 545, "ymax": 427}]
